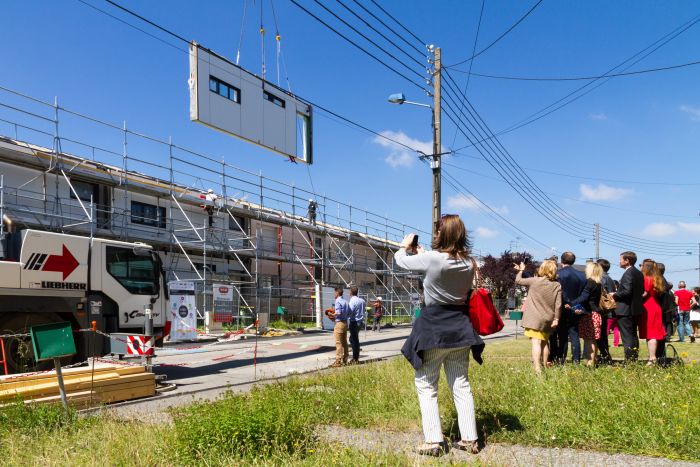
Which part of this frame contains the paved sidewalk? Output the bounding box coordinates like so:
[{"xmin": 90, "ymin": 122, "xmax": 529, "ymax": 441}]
[{"xmin": 319, "ymin": 425, "xmax": 699, "ymax": 467}]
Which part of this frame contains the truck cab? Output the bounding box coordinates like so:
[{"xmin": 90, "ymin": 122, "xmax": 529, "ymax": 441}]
[{"xmin": 0, "ymin": 229, "xmax": 167, "ymax": 373}]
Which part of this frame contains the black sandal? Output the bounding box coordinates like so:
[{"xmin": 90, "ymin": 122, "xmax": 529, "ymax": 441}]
[
  {"xmin": 416, "ymin": 441, "xmax": 447, "ymax": 457},
  {"xmin": 452, "ymin": 439, "xmax": 480, "ymax": 454}
]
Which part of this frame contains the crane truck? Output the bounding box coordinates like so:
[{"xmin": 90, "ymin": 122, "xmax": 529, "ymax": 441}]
[{"xmin": 0, "ymin": 229, "xmax": 169, "ymax": 373}]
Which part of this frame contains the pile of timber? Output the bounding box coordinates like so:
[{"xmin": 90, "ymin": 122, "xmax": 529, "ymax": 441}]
[{"xmin": 0, "ymin": 362, "xmax": 155, "ymax": 409}]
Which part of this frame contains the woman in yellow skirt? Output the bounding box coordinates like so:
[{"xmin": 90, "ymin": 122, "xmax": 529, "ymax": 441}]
[{"xmin": 514, "ymin": 260, "xmax": 562, "ymax": 373}]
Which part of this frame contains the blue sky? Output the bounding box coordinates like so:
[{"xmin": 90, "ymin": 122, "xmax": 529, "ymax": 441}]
[{"xmin": 2, "ymin": 0, "xmax": 700, "ymax": 284}]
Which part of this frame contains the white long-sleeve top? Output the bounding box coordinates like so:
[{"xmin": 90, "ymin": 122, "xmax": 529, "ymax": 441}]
[{"xmin": 394, "ymin": 248, "xmax": 474, "ymax": 306}]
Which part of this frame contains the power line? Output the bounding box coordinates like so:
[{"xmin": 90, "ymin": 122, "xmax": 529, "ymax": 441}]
[
  {"xmin": 450, "ymin": 58, "xmax": 700, "ymax": 81},
  {"xmin": 103, "ymin": 0, "xmax": 189, "ymax": 43},
  {"xmin": 451, "ymin": 12, "xmax": 700, "ymax": 153},
  {"xmin": 449, "ymin": 0, "xmax": 485, "ymax": 151},
  {"xmin": 308, "ymin": 0, "xmax": 426, "ymax": 79},
  {"xmin": 443, "ymin": 161, "xmax": 700, "ymax": 219},
  {"xmin": 440, "ymin": 71, "xmax": 697, "ymax": 254},
  {"xmin": 440, "ymin": 94, "xmax": 594, "ymax": 239},
  {"xmin": 438, "ymin": 166, "xmax": 552, "ymax": 250},
  {"xmin": 76, "ymin": 0, "xmax": 185, "ymax": 52},
  {"xmin": 349, "ymin": 0, "xmax": 426, "ymax": 57},
  {"xmin": 440, "ymin": 72, "xmax": 594, "ymax": 236},
  {"xmin": 288, "ymin": 0, "xmax": 427, "ymax": 92},
  {"xmin": 368, "ymin": 0, "xmax": 427, "ymax": 47},
  {"xmin": 335, "ymin": 0, "xmax": 426, "ymax": 70},
  {"xmin": 445, "ymin": 0, "xmax": 544, "ymax": 68},
  {"xmin": 78, "ymin": 0, "xmax": 425, "ymax": 157},
  {"xmin": 451, "ymin": 150, "xmax": 700, "ymax": 187}
]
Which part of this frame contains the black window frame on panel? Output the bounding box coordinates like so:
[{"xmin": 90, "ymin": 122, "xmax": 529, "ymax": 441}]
[
  {"xmin": 69, "ymin": 180, "xmax": 98, "ymax": 203},
  {"xmin": 209, "ymin": 75, "xmax": 241, "ymax": 104},
  {"xmin": 131, "ymin": 200, "xmax": 166, "ymax": 229},
  {"xmin": 263, "ymin": 90, "xmax": 286, "ymax": 108}
]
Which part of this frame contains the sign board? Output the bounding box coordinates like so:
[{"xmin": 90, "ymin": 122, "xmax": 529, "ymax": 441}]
[
  {"xmin": 189, "ymin": 42, "xmax": 313, "ymax": 164},
  {"xmin": 321, "ymin": 286, "xmax": 337, "ymax": 331},
  {"xmin": 213, "ymin": 283, "xmax": 234, "ymax": 323},
  {"xmin": 126, "ymin": 335, "xmax": 154, "ymax": 356},
  {"xmin": 30, "ymin": 322, "xmax": 77, "ymax": 361},
  {"xmin": 168, "ymin": 281, "xmax": 198, "ymax": 341}
]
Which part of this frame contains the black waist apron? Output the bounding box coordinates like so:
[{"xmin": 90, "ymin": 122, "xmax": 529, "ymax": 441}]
[{"xmin": 401, "ymin": 303, "xmax": 485, "ymax": 370}]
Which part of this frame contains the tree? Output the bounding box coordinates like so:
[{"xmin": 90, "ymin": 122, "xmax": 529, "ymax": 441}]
[{"xmin": 479, "ymin": 250, "xmax": 537, "ymax": 300}]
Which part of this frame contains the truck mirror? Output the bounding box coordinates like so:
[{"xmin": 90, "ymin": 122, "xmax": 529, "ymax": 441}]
[{"xmin": 133, "ymin": 246, "xmax": 151, "ymax": 257}]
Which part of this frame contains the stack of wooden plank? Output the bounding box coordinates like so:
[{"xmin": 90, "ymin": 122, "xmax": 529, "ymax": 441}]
[{"xmin": 0, "ymin": 362, "xmax": 156, "ymax": 408}]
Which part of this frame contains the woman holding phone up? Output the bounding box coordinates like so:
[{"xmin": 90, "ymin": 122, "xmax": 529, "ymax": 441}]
[
  {"xmin": 396, "ymin": 215, "xmax": 484, "ymax": 457},
  {"xmin": 514, "ymin": 260, "xmax": 561, "ymax": 373}
]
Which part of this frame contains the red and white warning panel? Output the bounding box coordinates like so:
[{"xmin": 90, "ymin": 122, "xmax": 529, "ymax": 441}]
[{"xmin": 126, "ymin": 335, "xmax": 154, "ymax": 356}]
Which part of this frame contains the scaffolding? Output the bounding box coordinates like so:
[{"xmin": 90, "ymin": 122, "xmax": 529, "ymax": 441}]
[{"xmin": 0, "ymin": 85, "xmax": 429, "ymax": 325}]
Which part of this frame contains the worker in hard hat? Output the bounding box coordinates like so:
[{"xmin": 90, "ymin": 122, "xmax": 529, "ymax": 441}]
[
  {"xmin": 372, "ymin": 297, "xmax": 384, "ymax": 332},
  {"xmin": 307, "ymin": 198, "xmax": 317, "ymax": 225}
]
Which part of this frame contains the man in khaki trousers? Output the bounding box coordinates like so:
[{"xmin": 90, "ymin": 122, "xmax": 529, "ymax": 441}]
[{"xmin": 327, "ymin": 286, "xmax": 350, "ymax": 367}]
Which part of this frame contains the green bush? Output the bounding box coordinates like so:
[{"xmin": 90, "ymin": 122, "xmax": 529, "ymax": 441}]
[
  {"xmin": 0, "ymin": 400, "xmax": 78, "ymax": 435},
  {"xmin": 172, "ymin": 382, "xmax": 316, "ymax": 462}
]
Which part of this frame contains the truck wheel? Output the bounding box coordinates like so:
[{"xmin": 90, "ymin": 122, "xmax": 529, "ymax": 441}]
[{"xmin": 0, "ymin": 313, "xmax": 72, "ymax": 374}]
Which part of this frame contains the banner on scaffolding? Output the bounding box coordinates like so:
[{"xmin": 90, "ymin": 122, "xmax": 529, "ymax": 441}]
[
  {"xmin": 168, "ymin": 281, "xmax": 198, "ymax": 341},
  {"xmin": 213, "ymin": 283, "xmax": 234, "ymax": 323}
]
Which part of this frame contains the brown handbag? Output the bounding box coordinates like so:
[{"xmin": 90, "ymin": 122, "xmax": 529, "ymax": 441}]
[{"xmin": 599, "ymin": 287, "xmax": 616, "ymax": 311}]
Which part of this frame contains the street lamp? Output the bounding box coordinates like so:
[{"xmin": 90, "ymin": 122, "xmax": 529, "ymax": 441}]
[
  {"xmin": 387, "ymin": 93, "xmax": 431, "ymax": 108},
  {"xmin": 387, "ymin": 87, "xmax": 442, "ymax": 239}
]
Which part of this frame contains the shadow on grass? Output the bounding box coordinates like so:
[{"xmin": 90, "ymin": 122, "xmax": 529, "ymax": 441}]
[{"xmin": 445, "ymin": 411, "xmax": 524, "ymax": 440}]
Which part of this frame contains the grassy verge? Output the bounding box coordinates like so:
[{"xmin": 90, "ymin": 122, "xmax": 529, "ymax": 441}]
[
  {"xmin": 268, "ymin": 319, "xmax": 317, "ymax": 330},
  {"xmin": 2, "ymin": 337, "xmax": 699, "ymax": 465}
]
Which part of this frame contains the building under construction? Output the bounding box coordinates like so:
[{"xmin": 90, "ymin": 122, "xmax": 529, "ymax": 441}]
[{"xmin": 0, "ymin": 86, "xmax": 428, "ymax": 328}]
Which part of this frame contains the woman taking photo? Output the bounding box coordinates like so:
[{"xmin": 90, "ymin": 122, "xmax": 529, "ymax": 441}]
[
  {"xmin": 514, "ymin": 260, "xmax": 561, "ymax": 373},
  {"xmin": 639, "ymin": 260, "xmax": 666, "ymax": 364},
  {"xmin": 397, "ymin": 215, "xmax": 483, "ymax": 457},
  {"xmin": 571, "ymin": 262, "xmax": 604, "ymax": 367}
]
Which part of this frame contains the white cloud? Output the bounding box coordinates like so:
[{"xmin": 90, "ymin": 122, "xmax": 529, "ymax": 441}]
[
  {"xmin": 474, "ymin": 226, "xmax": 498, "ymax": 238},
  {"xmin": 642, "ymin": 223, "xmax": 677, "ymax": 237},
  {"xmin": 680, "ymin": 104, "xmax": 700, "ymax": 121},
  {"xmin": 373, "ymin": 130, "xmax": 432, "ymax": 169},
  {"xmin": 589, "ymin": 112, "xmax": 608, "ymax": 121},
  {"xmin": 446, "ymin": 194, "xmax": 508, "ymax": 215},
  {"xmin": 678, "ymin": 222, "xmax": 700, "ymax": 234},
  {"xmin": 579, "ymin": 183, "xmax": 632, "ymax": 201}
]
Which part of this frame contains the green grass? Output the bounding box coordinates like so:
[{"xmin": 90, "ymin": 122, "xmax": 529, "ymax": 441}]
[
  {"xmin": 268, "ymin": 319, "xmax": 317, "ymax": 330},
  {"xmin": 2, "ymin": 337, "xmax": 699, "ymax": 465}
]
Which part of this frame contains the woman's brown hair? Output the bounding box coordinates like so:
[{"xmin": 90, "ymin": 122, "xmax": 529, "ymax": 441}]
[
  {"xmin": 641, "ymin": 261, "xmax": 665, "ymax": 294},
  {"xmin": 431, "ymin": 214, "xmax": 469, "ymax": 260}
]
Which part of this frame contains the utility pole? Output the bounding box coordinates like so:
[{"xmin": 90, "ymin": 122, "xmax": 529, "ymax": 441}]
[
  {"xmin": 595, "ymin": 223, "xmax": 600, "ymax": 260},
  {"xmin": 431, "ymin": 47, "xmax": 442, "ymax": 239},
  {"xmin": 697, "ymin": 242, "xmax": 699, "ymax": 287}
]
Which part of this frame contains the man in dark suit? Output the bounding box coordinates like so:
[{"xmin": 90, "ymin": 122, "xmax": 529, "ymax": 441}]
[
  {"xmin": 550, "ymin": 251, "xmax": 587, "ymax": 364},
  {"xmin": 612, "ymin": 251, "xmax": 644, "ymax": 361}
]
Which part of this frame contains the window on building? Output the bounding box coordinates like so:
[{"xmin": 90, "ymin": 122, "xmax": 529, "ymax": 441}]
[
  {"xmin": 259, "ymin": 275, "xmax": 279, "ymax": 288},
  {"xmin": 131, "ymin": 201, "xmax": 166, "ymax": 228},
  {"xmin": 228, "ymin": 214, "xmax": 246, "ymax": 232},
  {"xmin": 209, "ymin": 76, "xmax": 240, "ymax": 103},
  {"xmin": 292, "ymin": 273, "xmax": 311, "ymax": 284},
  {"xmin": 314, "ymin": 237, "xmax": 323, "ymax": 250},
  {"xmin": 263, "ymin": 90, "xmax": 285, "ymax": 108},
  {"xmin": 69, "ymin": 180, "xmax": 97, "ymax": 203}
]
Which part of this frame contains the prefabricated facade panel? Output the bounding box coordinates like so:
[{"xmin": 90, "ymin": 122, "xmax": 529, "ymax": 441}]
[{"xmin": 189, "ymin": 42, "xmax": 312, "ymax": 163}]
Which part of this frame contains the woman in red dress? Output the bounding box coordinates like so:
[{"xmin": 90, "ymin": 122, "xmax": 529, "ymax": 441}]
[{"xmin": 638, "ymin": 260, "xmax": 666, "ymax": 364}]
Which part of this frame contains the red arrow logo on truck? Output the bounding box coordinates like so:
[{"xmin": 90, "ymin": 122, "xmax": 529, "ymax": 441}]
[{"xmin": 42, "ymin": 245, "xmax": 79, "ymax": 280}]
